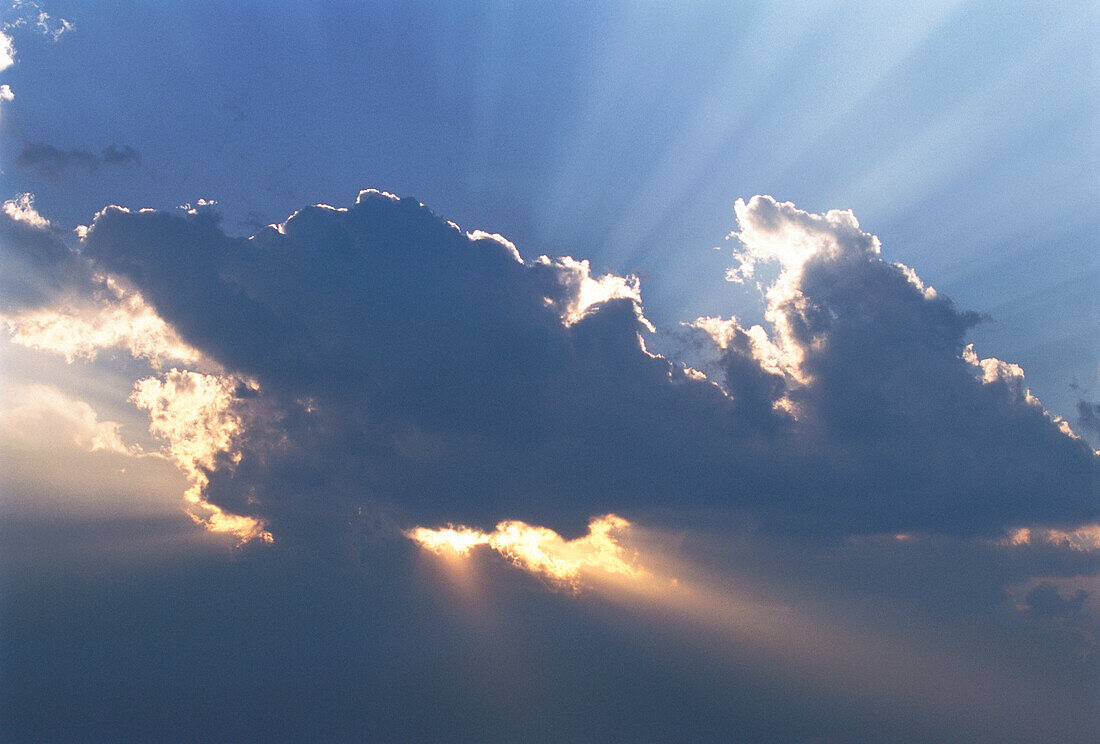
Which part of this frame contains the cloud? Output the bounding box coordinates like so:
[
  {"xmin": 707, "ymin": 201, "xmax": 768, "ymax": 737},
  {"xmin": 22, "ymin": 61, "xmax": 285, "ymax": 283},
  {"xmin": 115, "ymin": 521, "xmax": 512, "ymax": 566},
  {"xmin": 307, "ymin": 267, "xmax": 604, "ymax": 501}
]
[
  {"xmin": 15, "ymin": 142, "xmax": 141, "ymax": 179},
  {"xmin": 0, "ymin": 0, "xmax": 73, "ymax": 99},
  {"xmin": 1023, "ymin": 581, "xmax": 1088, "ymax": 619},
  {"xmin": 2, "ymin": 192, "xmax": 47, "ymax": 227},
  {"xmin": 4, "ymin": 190, "xmax": 1098, "ymax": 744},
  {"xmin": 73, "ymin": 192, "xmax": 780, "ymax": 545},
  {"xmin": 0, "ymin": 192, "xmax": 92, "ymax": 309},
  {"xmin": 0, "ymin": 0, "xmax": 74, "ymax": 106},
  {"xmin": 1078, "ymin": 400, "xmax": 1100, "ymax": 438},
  {"xmin": 0, "ymin": 194, "xmax": 201, "ymax": 367},
  {"xmin": 1004, "ymin": 524, "xmax": 1100, "ymax": 552},
  {"xmin": 4, "ymin": 1, "xmax": 73, "ymax": 42},
  {"xmin": 409, "ymin": 513, "xmax": 1096, "ymax": 742},
  {"xmin": 3, "ymin": 272, "xmax": 202, "ymax": 365},
  {"xmin": 0, "ymin": 198, "xmax": 260, "ymax": 540},
  {"xmin": 0, "ymin": 29, "xmax": 13, "ymax": 72},
  {"xmin": 696, "ymin": 195, "xmax": 1097, "ymax": 537},
  {"xmin": 8, "ymin": 190, "xmax": 1095, "ymax": 549},
  {"xmin": 408, "ymin": 514, "xmax": 642, "ymax": 591},
  {"xmin": 31, "ymin": 6, "xmax": 73, "ymax": 42},
  {"xmin": 129, "ymin": 368, "xmax": 271, "ymax": 542},
  {"xmin": 0, "ymin": 383, "xmax": 136, "ymax": 456}
]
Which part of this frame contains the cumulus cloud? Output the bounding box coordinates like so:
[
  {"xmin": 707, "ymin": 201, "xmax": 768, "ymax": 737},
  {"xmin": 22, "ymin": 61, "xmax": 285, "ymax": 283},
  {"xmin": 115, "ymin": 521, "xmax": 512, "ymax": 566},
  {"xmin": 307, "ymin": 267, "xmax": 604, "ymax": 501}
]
[
  {"xmin": 0, "ymin": 195, "xmax": 260, "ymax": 540},
  {"xmin": 15, "ymin": 142, "xmax": 141, "ymax": 179},
  {"xmin": 0, "ymin": 195, "xmax": 200, "ymax": 366},
  {"xmin": 72, "ymin": 192, "xmax": 774, "ymax": 545},
  {"xmin": 6, "ymin": 190, "xmax": 1095, "ymax": 549},
  {"xmin": 692, "ymin": 195, "xmax": 1096, "ymax": 537}
]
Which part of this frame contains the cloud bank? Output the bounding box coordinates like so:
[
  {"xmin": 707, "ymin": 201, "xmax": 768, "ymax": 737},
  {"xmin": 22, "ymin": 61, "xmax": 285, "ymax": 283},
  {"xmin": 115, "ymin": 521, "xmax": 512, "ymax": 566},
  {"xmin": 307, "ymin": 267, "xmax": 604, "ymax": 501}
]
[{"xmin": 2, "ymin": 190, "xmax": 1095, "ymax": 547}]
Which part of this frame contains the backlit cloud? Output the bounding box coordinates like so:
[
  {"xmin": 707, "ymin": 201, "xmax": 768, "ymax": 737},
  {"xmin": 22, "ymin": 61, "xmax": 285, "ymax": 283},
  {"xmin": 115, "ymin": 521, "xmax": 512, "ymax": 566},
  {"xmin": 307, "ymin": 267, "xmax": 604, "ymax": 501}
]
[
  {"xmin": 4, "ymin": 190, "xmax": 1095, "ymax": 550},
  {"xmin": 2, "ymin": 192, "xmax": 49, "ymax": 228},
  {"xmin": 409, "ymin": 514, "xmax": 642, "ymax": 590},
  {"xmin": 3, "ymin": 273, "xmax": 201, "ymax": 365},
  {"xmin": 130, "ymin": 369, "xmax": 270, "ymax": 543}
]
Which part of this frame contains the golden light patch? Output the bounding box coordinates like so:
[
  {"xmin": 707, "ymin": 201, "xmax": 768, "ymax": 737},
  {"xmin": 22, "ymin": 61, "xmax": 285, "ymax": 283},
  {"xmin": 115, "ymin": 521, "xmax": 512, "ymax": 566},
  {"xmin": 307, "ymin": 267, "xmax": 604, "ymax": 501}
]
[
  {"xmin": 407, "ymin": 514, "xmax": 643, "ymax": 589},
  {"xmin": 407, "ymin": 525, "xmax": 491, "ymax": 556}
]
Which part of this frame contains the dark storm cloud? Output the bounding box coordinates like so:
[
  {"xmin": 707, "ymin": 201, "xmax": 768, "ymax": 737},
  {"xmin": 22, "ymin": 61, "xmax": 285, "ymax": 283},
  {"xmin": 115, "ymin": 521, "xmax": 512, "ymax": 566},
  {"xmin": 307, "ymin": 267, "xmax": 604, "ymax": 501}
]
[
  {"xmin": 15, "ymin": 142, "xmax": 140, "ymax": 178},
  {"xmin": 73, "ymin": 191, "xmax": 1096, "ymax": 544}
]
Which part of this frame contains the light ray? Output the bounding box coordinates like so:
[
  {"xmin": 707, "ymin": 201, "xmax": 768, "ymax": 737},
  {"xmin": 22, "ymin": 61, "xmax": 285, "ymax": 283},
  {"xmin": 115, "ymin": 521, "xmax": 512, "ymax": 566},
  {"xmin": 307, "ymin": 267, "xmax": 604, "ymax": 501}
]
[{"xmin": 409, "ymin": 514, "xmax": 1088, "ymax": 741}]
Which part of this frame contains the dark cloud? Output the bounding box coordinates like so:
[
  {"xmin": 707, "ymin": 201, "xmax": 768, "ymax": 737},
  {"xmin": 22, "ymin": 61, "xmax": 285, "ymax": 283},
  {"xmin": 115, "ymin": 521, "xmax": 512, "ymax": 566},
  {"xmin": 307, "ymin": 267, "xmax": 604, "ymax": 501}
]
[
  {"xmin": 1077, "ymin": 400, "xmax": 1100, "ymax": 436},
  {"xmin": 1024, "ymin": 581, "xmax": 1089, "ymax": 619},
  {"xmin": 0, "ymin": 196, "xmax": 88, "ymax": 310},
  {"xmin": 66, "ymin": 191, "xmax": 1097, "ymax": 546},
  {"xmin": 15, "ymin": 142, "xmax": 140, "ymax": 178}
]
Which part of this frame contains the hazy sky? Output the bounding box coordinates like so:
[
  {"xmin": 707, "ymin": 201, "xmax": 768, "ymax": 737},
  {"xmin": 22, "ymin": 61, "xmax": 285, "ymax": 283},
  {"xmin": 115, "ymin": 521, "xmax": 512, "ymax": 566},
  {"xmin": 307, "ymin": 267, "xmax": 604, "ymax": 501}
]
[{"xmin": 2, "ymin": 2, "xmax": 1097, "ymax": 742}]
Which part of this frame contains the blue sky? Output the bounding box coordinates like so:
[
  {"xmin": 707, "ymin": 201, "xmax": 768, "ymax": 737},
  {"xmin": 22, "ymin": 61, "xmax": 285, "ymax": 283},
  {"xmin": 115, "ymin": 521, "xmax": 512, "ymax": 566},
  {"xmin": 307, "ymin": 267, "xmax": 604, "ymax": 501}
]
[
  {"xmin": 4, "ymin": 0, "xmax": 1096, "ymax": 419},
  {"xmin": 1, "ymin": 2, "xmax": 1098, "ymax": 742}
]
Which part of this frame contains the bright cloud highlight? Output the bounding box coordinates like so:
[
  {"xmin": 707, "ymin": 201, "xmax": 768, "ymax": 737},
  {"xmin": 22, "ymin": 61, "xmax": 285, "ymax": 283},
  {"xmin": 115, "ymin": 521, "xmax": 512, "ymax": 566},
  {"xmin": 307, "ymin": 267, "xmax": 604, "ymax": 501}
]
[
  {"xmin": 4, "ymin": 274, "xmax": 201, "ymax": 365},
  {"xmin": 2, "ymin": 189, "xmax": 1094, "ymax": 550},
  {"xmin": 409, "ymin": 514, "xmax": 642, "ymax": 590},
  {"xmin": 130, "ymin": 369, "xmax": 270, "ymax": 543}
]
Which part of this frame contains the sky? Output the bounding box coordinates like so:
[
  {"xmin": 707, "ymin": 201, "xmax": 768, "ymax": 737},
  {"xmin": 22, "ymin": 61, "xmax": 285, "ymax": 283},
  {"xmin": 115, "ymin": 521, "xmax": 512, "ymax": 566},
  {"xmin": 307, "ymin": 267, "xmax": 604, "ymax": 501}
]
[{"xmin": 1, "ymin": 1, "xmax": 1097, "ymax": 742}]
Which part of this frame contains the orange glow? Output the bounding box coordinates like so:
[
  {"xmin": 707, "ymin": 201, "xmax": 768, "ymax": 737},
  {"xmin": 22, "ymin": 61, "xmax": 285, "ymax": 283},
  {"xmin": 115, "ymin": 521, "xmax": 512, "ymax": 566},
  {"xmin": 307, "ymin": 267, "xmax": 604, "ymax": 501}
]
[
  {"xmin": 1002, "ymin": 523, "xmax": 1100, "ymax": 551},
  {"xmin": 408, "ymin": 513, "xmax": 1073, "ymax": 736},
  {"xmin": 407, "ymin": 525, "xmax": 490, "ymax": 556},
  {"xmin": 407, "ymin": 514, "xmax": 643, "ymax": 589}
]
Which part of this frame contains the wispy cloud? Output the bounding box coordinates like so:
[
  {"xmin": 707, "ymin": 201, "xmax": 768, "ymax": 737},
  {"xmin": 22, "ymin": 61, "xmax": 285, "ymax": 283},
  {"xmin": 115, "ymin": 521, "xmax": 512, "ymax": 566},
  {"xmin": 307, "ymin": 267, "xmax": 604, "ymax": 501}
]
[
  {"xmin": 15, "ymin": 142, "xmax": 141, "ymax": 179},
  {"xmin": 1, "ymin": 0, "xmax": 74, "ymax": 106}
]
